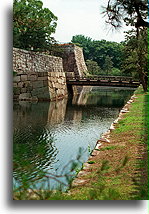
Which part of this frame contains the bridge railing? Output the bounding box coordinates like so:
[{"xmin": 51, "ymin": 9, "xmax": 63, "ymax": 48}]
[{"xmin": 66, "ymin": 75, "xmax": 140, "ymax": 83}]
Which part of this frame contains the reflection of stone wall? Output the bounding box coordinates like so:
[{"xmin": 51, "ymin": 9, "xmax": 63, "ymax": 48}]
[
  {"xmin": 13, "ymin": 99, "xmax": 68, "ymax": 129},
  {"xmin": 46, "ymin": 99, "xmax": 67, "ymax": 125},
  {"xmin": 72, "ymin": 111, "xmax": 82, "ymax": 123},
  {"xmin": 13, "ymin": 48, "xmax": 67, "ymax": 101},
  {"xmin": 72, "ymin": 86, "xmax": 92, "ymax": 105},
  {"xmin": 13, "ymin": 101, "xmax": 50, "ymax": 130}
]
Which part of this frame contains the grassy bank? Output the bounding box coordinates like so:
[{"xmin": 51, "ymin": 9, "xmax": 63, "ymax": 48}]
[{"xmin": 13, "ymin": 86, "xmax": 148, "ymax": 200}]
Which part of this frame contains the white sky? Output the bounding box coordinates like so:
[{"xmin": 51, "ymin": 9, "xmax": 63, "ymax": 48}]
[{"xmin": 42, "ymin": 0, "xmax": 129, "ymax": 43}]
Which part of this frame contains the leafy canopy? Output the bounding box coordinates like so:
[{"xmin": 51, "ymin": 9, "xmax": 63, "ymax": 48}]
[
  {"xmin": 71, "ymin": 35, "xmax": 124, "ymax": 72},
  {"xmin": 102, "ymin": 0, "xmax": 148, "ymax": 28},
  {"xmin": 13, "ymin": 0, "xmax": 58, "ymax": 51}
]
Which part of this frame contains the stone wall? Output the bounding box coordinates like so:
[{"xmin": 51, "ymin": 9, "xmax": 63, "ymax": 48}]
[
  {"xmin": 60, "ymin": 44, "xmax": 88, "ymax": 77},
  {"xmin": 58, "ymin": 44, "xmax": 89, "ymax": 96},
  {"xmin": 13, "ymin": 48, "xmax": 67, "ymax": 101}
]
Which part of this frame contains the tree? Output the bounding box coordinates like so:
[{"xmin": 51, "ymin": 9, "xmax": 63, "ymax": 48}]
[
  {"xmin": 71, "ymin": 35, "xmax": 92, "ymax": 60},
  {"xmin": 103, "ymin": 0, "xmax": 148, "ymax": 29},
  {"xmin": 13, "ymin": 0, "xmax": 58, "ymax": 51},
  {"xmin": 71, "ymin": 35, "xmax": 124, "ymax": 71},
  {"xmin": 122, "ymin": 29, "xmax": 148, "ymax": 90},
  {"xmin": 103, "ymin": 0, "xmax": 148, "ymax": 91},
  {"xmin": 86, "ymin": 60, "xmax": 101, "ymax": 75},
  {"xmin": 103, "ymin": 55, "xmax": 113, "ymax": 75},
  {"xmin": 122, "ymin": 30, "xmax": 139, "ymax": 78}
]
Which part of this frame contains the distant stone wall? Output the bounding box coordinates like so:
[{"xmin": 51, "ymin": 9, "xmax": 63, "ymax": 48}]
[
  {"xmin": 13, "ymin": 48, "xmax": 67, "ymax": 101},
  {"xmin": 60, "ymin": 44, "xmax": 88, "ymax": 77}
]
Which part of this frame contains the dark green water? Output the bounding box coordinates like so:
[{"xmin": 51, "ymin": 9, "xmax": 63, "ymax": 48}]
[{"xmin": 13, "ymin": 87, "xmax": 135, "ymax": 190}]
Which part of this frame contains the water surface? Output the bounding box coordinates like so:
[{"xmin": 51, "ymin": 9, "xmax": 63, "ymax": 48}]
[{"xmin": 13, "ymin": 87, "xmax": 135, "ymax": 190}]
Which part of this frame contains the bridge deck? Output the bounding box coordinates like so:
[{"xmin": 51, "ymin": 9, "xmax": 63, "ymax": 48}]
[{"xmin": 66, "ymin": 76, "xmax": 140, "ymax": 88}]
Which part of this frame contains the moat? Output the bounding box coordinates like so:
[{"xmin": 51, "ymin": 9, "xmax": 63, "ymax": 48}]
[{"xmin": 13, "ymin": 86, "xmax": 135, "ymax": 190}]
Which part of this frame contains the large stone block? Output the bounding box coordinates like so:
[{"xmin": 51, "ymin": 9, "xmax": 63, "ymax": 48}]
[
  {"xmin": 28, "ymin": 74, "xmax": 37, "ymax": 81},
  {"xmin": 13, "ymin": 83, "xmax": 17, "ymax": 87},
  {"xmin": 52, "ymin": 82, "xmax": 55, "ymax": 88},
  {"xmin": 43, "ymin": 72, "xmax": 48, "ymax": 76},
  {"xmin": 57, "ymin": 78, "xmax": 63, "ymax": 84},
  {"xmin": 13, "ymin": 76, "xmax": 20, "ymax": 82},
  {"xmin": 37, "ymin": 76, "xmax": 48, "ymax": 81},
  {"xmin": 13, "ymin": 87, "xmax": 21, "ymax": 95},
  {"xmin": 43, "ymin": 80, "xmax": 48, "ymax": 86},
  {"xmin": 18, "ymin": 82, "xmax": 24, "ymax": 88},
  {"xmin": 31, "ymin": 89, "xmax": 37, "ymax": 96},
  {"xmin": 13, "ymin": 48, "xmax": 70, "ymax": 100},
  {"xmin": 32, "ymin": 80, "xmax": 44, "ymax": 88},
  {"xmin": 19, "ymin": 93, "xmax": 31, "ymax": 100},
  {"xmin": 48, "ymin": 87, "xmax": 55, "ymax": 93},
  {"xmin": 21, "ymin": 88, "xmax": 27, "ymax": 93},
  {"xmin": 36, "ymin": 87, "xmax": 46, "ymax": 94},
  {"xmin": 55, "ymin": 83, "xmax": 60, "ymax": 88},
  {"xmin": 38, "ymin": 72, "xmax": 44, "ymax": 77},
  {"xmin": 48, "ymin": 81, "xmax": 53, "ymax": 87},
  {"xmin": 21, "ymin": 74, "xmax": 28, "ymax": 81},
  {"xmin": 37, "ymin": 92, "xmax": 50, "ymax": 100},
  {"xmin": 30, "ymin": 96, "xmax": 38, "ymax": 102}
]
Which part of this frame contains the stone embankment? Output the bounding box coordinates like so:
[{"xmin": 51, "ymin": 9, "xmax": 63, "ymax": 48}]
[
  {"xmin": 60, "ymin": 44, "xmax": 88, "ymax": 77},
  {"xmin": 13, "ymin": 44, "xmax": 88, "ymax": 101},
  {"xmin": 13, "ymin": 48, "xmax": 67, "ymax": 101}
]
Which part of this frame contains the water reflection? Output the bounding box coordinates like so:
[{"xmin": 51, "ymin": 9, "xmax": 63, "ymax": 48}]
[
  {"xmin": 13, "ymin": 87, "xmax": 135, "ymax": 190},
  {"xmin": 13, "ymin": 102, "xmax": 59, "ymax": 188},
  {"xmin": 47, "ymin": 99, "xmax": 67, "ymax": 125}
]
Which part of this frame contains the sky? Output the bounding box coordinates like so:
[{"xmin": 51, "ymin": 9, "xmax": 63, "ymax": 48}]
[{"xmin": 42, "ymin": 0, "xmax": 129, "ymax": 43}]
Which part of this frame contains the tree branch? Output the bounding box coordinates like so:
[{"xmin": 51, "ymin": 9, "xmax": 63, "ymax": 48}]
[{"xmin": 134, "ymin": 1, "xmax": 149, "ymax": 28}]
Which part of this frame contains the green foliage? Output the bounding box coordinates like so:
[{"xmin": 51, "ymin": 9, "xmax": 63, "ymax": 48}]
[
  {"xmin": 71, "ymin": 35, "xmax": 124, "ymax": 72},
  {"xmin": 100, "ymin": 160, "xmax": 110, "ymax": 171},
  {"xmin": 100, "ymin": 145, "xmax": 119, "ymax": 151},
  {"xmin": 71, "ymin": 35, "xmax": 92, "ymax": 59},
  {"xmin": 87, "ymin": 145, "xmax": 92, "ymax": 154},
  {"xmin": 87, "ymin": 161, "xmax": 96, "ymax": 164},
  {"xmin": 101, "ymin": 1, "xmax": 148, "ymax": 91},
  {"xmin": 13, "ymin": 71, "xmax": 17, "ymax": 76},
  {"xmin": 13, "ymin": 0, "xmax": 58, "ymax": 51},
  {"xmin": 86, "ymin": 60, "xmax": 101, "ymax": 75},
  {"xmin": 122, "ymin": 30, "xmax": 142, "ymax": 77},
  {"xmin": 111, "ymin": 68, "xmax": 123, "ymax": 76},
  {"xmin": 122, "ymin": 28, "xmax": 148, "ymax": 91},
  {"xmin": 103, "ymin": 55, "xmax": 113, "ymax": 75}
]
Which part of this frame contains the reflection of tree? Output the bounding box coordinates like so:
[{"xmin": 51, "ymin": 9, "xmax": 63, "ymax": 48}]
[
  {"xmin": 13, "ymin": 126, "xmax": 58, "ymax": 187},
  {"xmin": 65, "ymin": 88, "xmax": 134, "ymax": 123},
  {"xmin": 13, "ymin": 102, "xmax": 59, "ymax": 188},
  {"xmin": 86, "ymin": 89, "xmax": 134, "ymax": 107}
]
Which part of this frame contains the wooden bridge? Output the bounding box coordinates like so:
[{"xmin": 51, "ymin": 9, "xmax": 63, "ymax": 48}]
[{"xmin": 66, "ymin": 75, "xmax": 140, "ymax": 88}]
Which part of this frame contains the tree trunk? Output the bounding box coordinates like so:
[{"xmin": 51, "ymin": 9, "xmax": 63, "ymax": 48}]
[{"xmin": 139, "ymin": 72, "xmax": 148, "ymax": 92}]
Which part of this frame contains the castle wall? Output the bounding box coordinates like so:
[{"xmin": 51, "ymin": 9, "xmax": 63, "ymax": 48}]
[{"xmin": 13, "ymin": 48, "xmax": 68, "ymax": 101}]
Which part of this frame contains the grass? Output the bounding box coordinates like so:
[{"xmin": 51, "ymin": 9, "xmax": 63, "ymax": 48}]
[
  {"xmin": 13, "ymin": 86, "xmax": 148, "ymax": 200},
  {"xmin": 87, "ymin": 161, "xmax": 96, "ymax": 164},
  {"xmin": 99, "ymin": 145, "xmax": 123, "ymax": 151}
]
